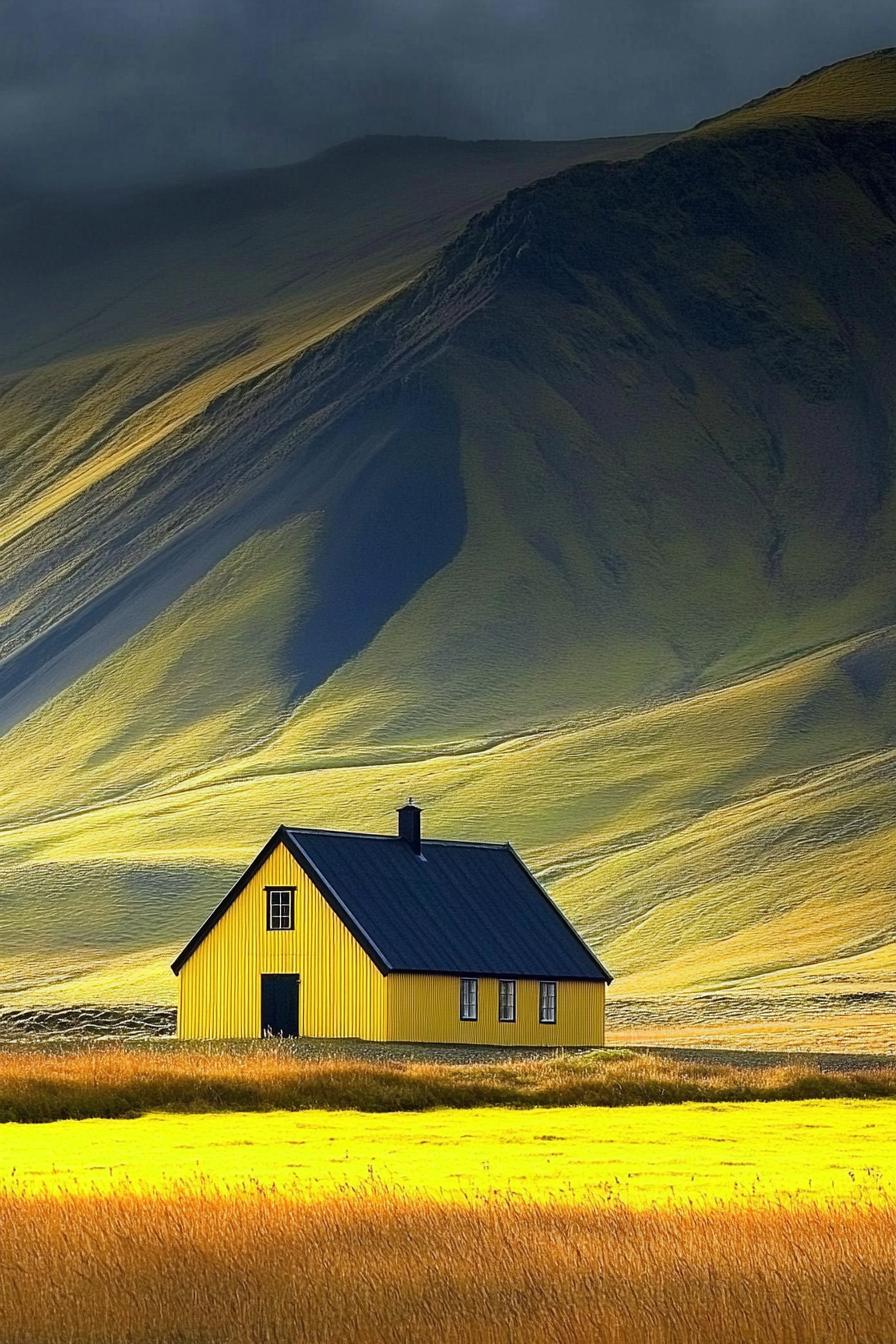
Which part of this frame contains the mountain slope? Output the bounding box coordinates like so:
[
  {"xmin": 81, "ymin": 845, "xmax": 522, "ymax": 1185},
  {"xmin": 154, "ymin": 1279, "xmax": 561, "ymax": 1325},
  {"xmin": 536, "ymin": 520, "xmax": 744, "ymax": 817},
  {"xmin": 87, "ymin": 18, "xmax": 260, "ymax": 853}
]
[
  {"xmin": 1, "ymin": 54, "xmax": 895, "ymax": 1043},
  {"xmin": 0, "ymin": 132, "xmax": 667, "ymax": 725},
  {"xmin": 3, "ymin": 133, "xmax": 669, "ymax": 372}
]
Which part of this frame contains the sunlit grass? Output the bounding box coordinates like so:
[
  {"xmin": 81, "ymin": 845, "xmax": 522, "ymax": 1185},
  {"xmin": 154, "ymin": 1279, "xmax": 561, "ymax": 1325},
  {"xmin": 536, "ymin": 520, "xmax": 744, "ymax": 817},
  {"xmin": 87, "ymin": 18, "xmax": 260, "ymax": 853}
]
[
  {"xmin": 2, "ymin": 1098, "xmax": 894, "ymax": 1206},
  {"xmin": 610, "ymin": 1005, "xmax": 896, "ymax": 1055},
  {"xmin": 2, "ymin": 620, "xmax": 894, "ymax": 1019},
  {"xmin": 0, "ymin": 1186, "xmax": 893, "ymax": 1343},
  {"xmin": 0, "ymin": 1043, "xmax": 895, "ymax": 1123},
  {"xmin": 699, "ymin": 47, "xmax": 896, "ymax": 134},
  {"xmin": 0, "ymin": 515, "xmax": 318, "ymax": 814}
]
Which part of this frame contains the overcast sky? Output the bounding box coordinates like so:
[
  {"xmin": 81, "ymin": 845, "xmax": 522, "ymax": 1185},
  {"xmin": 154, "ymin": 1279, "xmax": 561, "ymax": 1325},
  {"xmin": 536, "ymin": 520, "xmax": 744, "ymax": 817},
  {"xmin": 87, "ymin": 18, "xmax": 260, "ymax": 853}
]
[{"xmin": 3, "ymin": 0, "xmax": 893, "ymax": 191}]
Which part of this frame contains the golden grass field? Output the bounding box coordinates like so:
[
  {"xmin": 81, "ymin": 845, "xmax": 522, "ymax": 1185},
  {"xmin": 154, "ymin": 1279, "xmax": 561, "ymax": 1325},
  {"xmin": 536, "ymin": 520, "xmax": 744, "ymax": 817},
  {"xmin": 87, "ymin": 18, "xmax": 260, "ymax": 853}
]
[
  {"xmin": 2, "ymin": 1099, "xmax": 894, "ymax": 1207},
  {"xmin": 1, "ymin": 1042, "xmax": 894, "ymax": 1122},
  {"xmin": 0, "ymin": 1188, "xmax": 893, "ymax": 1344},
  {"xmin": 1, "ymin": 1046, "xmax": 893, "ymax": 1341}
]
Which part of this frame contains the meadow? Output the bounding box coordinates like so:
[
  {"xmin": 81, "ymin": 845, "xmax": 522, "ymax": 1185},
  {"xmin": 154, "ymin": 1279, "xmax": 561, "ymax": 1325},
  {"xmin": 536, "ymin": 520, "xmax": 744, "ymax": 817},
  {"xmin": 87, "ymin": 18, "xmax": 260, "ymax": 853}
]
[
  {"xmin": 0, "ymin": 1188, "xmax": 893, "ymax": 1344},
  {"xmin": 2, "ymin": 1098, "xmax": 894, "ymax": 1205},
  {"xmin": 1, "ymin": 1046, "xmax": 893, "ymax": 1339},
  {"xmin": 1, "ymin": 1042, "xmax": 894, "ymax": 1122}
]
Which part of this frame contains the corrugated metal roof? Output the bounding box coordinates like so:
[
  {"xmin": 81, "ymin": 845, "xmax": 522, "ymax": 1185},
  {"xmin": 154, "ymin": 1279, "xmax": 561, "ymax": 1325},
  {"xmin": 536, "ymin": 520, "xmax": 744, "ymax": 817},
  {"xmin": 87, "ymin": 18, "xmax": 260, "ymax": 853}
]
[{"xmin": 286, "ymin": 828, "xmax": 609, "ymax": 981}]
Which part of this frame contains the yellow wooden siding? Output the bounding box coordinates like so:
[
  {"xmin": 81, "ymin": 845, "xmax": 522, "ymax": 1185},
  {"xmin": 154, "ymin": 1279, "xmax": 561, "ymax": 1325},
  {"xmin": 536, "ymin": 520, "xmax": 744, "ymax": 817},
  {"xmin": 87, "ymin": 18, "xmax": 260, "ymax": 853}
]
[
  {"xmin": 177, "ymin": 843, "xmax": 387, "ymax": 1039},
  {"xmin": 387, "ymin": 974, "xmax": 604, "ymax": 1047}
]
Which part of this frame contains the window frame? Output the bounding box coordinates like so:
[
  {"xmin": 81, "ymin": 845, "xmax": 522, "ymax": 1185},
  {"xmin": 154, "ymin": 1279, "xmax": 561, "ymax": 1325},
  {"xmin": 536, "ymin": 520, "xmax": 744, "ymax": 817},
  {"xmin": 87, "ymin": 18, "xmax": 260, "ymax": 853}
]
[
  {"xmin": 498, "ymin": 978, "xmax": 517, "ymax": 1023},
  {"xmin": 265, "ymin": 886, "xmax": 296, "ymax": 932},
  {"xmin": 539, "ymin": 980, "xmax": 557, "ymax": 1025},
  {"xmin": 459, "ymin": 977, "xmax": 479, "ymax": 1021}
]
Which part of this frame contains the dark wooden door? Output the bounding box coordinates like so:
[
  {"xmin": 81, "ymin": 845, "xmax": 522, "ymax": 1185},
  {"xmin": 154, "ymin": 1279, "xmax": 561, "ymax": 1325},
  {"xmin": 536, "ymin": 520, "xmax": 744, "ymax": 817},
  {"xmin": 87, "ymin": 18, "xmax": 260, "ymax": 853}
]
[{"xmin": 260, "ymin": 974, "xmax": 300, "ymax": 1037}]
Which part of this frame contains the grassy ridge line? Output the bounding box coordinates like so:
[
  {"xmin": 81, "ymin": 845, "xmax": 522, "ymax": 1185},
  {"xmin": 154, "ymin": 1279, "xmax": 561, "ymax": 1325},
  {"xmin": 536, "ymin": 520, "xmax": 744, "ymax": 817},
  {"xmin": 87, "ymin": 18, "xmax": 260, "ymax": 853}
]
[
  {"xmin": 695, "ymin": 46, "xmax": 896, "ymax": 135},
  {"xmin": 2, "ymin": 1188, "xmax": 893, "ymax": 1344},
  {"xmin": 2, "ymin": 1045, "xmax": 895, "ymax": 1123}
]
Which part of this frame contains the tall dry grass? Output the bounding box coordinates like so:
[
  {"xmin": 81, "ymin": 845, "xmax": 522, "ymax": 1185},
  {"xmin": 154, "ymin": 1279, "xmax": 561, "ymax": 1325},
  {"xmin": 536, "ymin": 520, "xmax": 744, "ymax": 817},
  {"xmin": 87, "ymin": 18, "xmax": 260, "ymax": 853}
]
[
  {"xmin": 0, "ymin": 1185, "xmax": 892, "ymax": 1343},
  {"xmin": 0, "ymin": 1041, "xmax": 894, "ymax": 1121}
]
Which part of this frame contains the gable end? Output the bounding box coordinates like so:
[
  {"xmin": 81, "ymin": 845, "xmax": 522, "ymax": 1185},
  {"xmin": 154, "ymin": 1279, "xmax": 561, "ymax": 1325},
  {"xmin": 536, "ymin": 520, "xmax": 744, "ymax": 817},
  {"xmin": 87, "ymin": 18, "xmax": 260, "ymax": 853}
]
[{"xmin": 171, "ymin": 827, "xmax": 392, "ymax": 976}]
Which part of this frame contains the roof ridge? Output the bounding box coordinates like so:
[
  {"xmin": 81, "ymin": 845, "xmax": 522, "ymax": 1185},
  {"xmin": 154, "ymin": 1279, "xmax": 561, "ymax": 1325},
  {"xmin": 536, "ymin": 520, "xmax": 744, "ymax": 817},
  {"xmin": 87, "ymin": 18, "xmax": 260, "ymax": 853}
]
[
  {"xmin": 286, "ymin": 825, "xmax": 509, "ymax": 849},
  {"xmin": 421, "ymin": 837, "xmax": 510, "ymax": 850},
  {"xmin": 286, "ymin": 825, "xmax": 396, "ymax": 841}
]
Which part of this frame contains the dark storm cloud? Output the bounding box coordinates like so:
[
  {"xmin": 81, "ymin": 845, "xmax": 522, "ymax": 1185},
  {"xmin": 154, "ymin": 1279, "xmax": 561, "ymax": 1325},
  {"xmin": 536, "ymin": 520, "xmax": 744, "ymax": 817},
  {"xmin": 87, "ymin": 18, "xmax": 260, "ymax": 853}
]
[{"xmin": 2, "ymin": 0, "xmax": 894, "ymax": 190}]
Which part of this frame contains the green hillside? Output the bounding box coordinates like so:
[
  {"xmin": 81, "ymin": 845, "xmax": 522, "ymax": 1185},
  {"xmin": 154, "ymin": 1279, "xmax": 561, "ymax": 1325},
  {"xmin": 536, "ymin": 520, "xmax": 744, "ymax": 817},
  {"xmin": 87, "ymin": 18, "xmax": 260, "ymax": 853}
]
[{"xmin": 1, "ymin": 54, "xmax": 895, "ymax": 1047}]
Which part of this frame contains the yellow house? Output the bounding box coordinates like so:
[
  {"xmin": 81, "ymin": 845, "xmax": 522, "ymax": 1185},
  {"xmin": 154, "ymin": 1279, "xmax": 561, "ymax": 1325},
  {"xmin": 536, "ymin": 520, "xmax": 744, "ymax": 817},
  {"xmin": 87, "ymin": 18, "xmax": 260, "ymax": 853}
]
[{"xmin": 172, "ymin": 802, "xmax": 611, "ymax": 1045}]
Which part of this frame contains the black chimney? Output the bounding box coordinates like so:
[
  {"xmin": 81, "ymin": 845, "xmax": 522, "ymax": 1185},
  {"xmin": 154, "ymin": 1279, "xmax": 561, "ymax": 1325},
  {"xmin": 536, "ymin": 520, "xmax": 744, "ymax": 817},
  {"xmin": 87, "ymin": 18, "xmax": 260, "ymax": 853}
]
[{"xmin": 397, "ymin": 798, "xmax": 422, "ymax": 854}]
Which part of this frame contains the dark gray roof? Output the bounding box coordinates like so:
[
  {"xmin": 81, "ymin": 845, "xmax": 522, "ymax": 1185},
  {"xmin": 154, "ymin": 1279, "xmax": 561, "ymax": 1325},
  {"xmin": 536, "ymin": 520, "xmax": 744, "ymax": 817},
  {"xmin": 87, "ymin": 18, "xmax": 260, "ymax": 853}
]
[
  {"xmin": 172, "ymin": 824, "xmax": 610, "ymax": 980},
  {"xmin": 286, "ymin": 827, "xmax": 609, "ymax": 980}
]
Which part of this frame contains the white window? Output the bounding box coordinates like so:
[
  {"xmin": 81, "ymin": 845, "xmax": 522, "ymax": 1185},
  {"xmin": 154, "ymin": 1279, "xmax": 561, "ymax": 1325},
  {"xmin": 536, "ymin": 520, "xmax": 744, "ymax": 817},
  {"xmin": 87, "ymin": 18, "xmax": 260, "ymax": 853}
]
[
  {"xmin": 266, "ymin": 887, "xmax": 295, "ymax": 931},
  {"xmin": 460, "ymin": 977, "xmax": 478, "ymax": 1021},
  {"xmin": 498, "ymin": 979, "xmax": 516, "ymax": 1022},
  {"xmin": 539, "ymin": 980, "xmax": 557, "ymax": 1024}
]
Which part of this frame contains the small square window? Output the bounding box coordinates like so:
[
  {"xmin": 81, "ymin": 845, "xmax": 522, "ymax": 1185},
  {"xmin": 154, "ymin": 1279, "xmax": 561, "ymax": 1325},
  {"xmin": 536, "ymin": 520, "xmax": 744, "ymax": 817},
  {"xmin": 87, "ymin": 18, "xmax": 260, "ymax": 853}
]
[
  {"xmin": 539, "ymin": 980, "xmax": 557, "ymax": 1025},
  {"xmin": 498, "ymin": 979, "xmax": 516, "ymax": 1022},
  {"xmin": 266, "ymin": 888, "xmax": 295, "ymax": 932},
  {"xmin": 460, "ymin": 977, "xmax": 478, "ymax": 1021}
]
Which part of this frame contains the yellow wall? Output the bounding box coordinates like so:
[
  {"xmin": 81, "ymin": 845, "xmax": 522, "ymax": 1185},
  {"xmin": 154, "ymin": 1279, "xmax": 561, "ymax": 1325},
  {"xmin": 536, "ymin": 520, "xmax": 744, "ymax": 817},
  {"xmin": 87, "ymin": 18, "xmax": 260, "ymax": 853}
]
[
  {"xmin": 387, "ymin": 974, "xmax": 604, "ymax": 1047},
  {"xmin": 177, "ymin": 842, "xmax": 387, "ymax": 1039}
]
